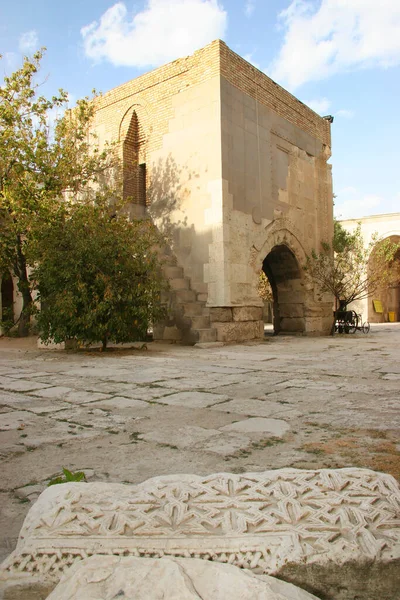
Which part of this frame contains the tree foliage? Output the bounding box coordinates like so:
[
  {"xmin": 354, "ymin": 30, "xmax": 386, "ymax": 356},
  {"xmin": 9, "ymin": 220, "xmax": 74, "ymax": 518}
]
[
  {"xmin": 305, "ymin": 220, "xmax": 400, "ymax": 309},
  {"xmin": 0, "ymin": 50, "xmax": 113, "ymax": 334},
  {"xmin": 258, "ymin": 271, "xmax": 273, "ymax": 302},
  {"xmin": 29, "ymin": 200, "xmax": 167, "ymax": 350}
]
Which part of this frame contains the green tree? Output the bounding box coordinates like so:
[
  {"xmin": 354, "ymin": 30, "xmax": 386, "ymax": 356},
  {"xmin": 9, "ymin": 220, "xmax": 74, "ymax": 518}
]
[
  {"xmin": 258, "ymin": 270, "xmax": 273, "ymax": 302},
  {"xmin": 305, "ymin": 220, "xmax": 400, "ymax": 317},
  {"xmin": 0, "ymin": 50, "xmax": 111, "ymax": 335},
  {"xmin": 29, "ymin": 200, "xmax": 167, "ymax": 350}
]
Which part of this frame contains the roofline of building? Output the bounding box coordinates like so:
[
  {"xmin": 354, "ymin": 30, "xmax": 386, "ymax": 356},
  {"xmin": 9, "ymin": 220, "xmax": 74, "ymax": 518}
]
[
  {"xmin": 339, "ymin": 212, "xmax": 400, "ymax": 223},
  {"xmin": 95, "ymin": 39, "xmax": 332, "ymax": 135}
]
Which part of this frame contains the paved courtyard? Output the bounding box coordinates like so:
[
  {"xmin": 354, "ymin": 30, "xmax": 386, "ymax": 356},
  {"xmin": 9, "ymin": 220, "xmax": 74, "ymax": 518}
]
[{"xmin": 0, "ymin": 324, "xmax": 399, "ymax": 562}]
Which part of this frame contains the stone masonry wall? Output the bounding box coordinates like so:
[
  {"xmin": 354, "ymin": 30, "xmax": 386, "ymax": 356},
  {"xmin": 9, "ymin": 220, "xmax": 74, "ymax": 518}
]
[{"xmin": 92, "ymin": 40, "xmax": 334, "ymax": 342}]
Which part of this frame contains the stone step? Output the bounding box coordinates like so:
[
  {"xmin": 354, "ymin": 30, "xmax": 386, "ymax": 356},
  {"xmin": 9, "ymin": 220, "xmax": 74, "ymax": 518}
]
[
  {"xmin": 169, "ymin": 278, "xmax": 190, "ymax": 291},
  {"xmin": 181, "ymin": 303, "xmax": 205, "ymax": 317},
  {"xmin": 193, "ymin": 328, "xmax": 217, "ymax": 343},
  {"xmin": 190, "ymin": 316, "xmax": 211, "ymax": 329},
  {"xmin": 175, "ymin": 289, "xmax": 196, "ymax": 302},
  {"xmin": 164, "ymin": 266, "xmax": 184, "ymax": 279}
]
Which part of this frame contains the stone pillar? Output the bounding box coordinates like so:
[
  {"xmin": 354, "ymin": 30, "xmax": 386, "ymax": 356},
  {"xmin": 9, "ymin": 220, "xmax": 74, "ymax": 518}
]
[{"xmin": 210, "ymin": 306, "xmax": 264, "ymax": 342}]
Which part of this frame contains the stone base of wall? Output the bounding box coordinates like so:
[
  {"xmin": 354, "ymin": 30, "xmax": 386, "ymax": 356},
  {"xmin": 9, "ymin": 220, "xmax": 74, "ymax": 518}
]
[
  {"xmin": 210, "ymin": 306, "xmax": 264, "ymax": 343},
  {"xmin": 304, "ymin": 303, "xmax": 334, "ymax": 336}
]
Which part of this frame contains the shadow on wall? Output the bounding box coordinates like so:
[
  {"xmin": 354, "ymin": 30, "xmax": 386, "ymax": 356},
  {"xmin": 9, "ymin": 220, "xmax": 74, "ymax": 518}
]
[{"xmin": 146, "ymin": 154, "xmax": 196, "ymax": 242}]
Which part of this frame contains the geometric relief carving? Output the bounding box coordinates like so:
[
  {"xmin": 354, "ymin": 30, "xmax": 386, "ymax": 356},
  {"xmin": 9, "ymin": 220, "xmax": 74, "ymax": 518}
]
[{"xmin": 1, "ymin": 469, "xmax": 400, "ymax": 586}]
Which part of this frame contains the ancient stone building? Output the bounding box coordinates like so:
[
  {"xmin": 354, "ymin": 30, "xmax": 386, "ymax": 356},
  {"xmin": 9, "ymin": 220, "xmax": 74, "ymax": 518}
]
[{"xmin": 92, "ymin": 40, "xmax": 334, "ymax": 344}]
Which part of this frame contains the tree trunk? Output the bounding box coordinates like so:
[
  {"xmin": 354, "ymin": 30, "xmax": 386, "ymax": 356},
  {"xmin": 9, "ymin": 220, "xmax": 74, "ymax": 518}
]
[
  {"xmin": 101, "ymin": 335, "xmax": 108, "ymax": 351},
  {"xmin": 330, "ymin": 318, "xmax": 336, "ymax": 336},
  {"xmin": 14, "ymin": 235, "xmax": 33, "ymax": 337}
]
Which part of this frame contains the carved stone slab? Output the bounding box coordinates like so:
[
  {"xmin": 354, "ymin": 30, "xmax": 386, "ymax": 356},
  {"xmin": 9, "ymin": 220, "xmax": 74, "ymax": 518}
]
[
  {"xmin": 47, "ymin": 556, "xmax": 321, "ymax": 600},
  {"xmin": 1, "ymin": 468, "xmax": 399, "ymax": 600}
]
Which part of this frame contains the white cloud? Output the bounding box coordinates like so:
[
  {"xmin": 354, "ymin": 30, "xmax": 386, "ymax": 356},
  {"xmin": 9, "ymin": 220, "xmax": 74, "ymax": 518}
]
[
  {"xmin": 2, "ymin": 52, "xmax": 18, "ymax": 73},
  {"xmin": 81, "ymin": 0, "xmax": 227, "ymax": 68},
  {"xmin": 243, "ymin": 53, "xmax": 260, "ymax": 69},
  {"xmin": 269, "ymin": 0, "xmax": 400, "ymax": 89},
  {"xmin": 335, "ymin": 109, "xmax": 354, "ymax": 119},
  {"xmin": 335, "ymin": 190, "xmax": 384, "ymax": 219},
  {"xmin": 19, "ymin": 30, "xmax": 39, "ymax": 54},
  {"xmin": 304, "ymin": 97, "xmax": 331, "ymax": 114},
  {"xmin": 245, "ymin": 1, "xmax": 255, "ymax": 17}
]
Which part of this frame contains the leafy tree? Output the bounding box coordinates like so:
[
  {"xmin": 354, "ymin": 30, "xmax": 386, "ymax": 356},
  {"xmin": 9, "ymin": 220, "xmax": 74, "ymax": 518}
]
[
  {"xmin": 0, "ymin": 50, "xmax": 112, "ymax": 335},
  {"xmin": 29, "ymin": 200, "xmax": 167, "ymax": 350},
  {"xmin": 258, "ymin": 270, "xmax": 273, "ymax": 302},
  {"xmin": 305, "ymin": 220, "xmax": 400, "ymax": 314}
]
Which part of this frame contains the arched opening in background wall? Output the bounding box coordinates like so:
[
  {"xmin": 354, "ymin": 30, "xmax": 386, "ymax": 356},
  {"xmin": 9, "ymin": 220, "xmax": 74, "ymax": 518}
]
[
  {"xmin": 262, "ymin": 245, "xmax": 305, "ymax": 334},
  {"xmin": 368, "ymin": 235, "xmax": 400, "ymax": 322},
  {"xmin": 1, "ymin": 272, "xmax": 14, "ymax": 324},
  {"xmin": 122, "ymin": 111, "xmax": 147, "ymax": 208}
]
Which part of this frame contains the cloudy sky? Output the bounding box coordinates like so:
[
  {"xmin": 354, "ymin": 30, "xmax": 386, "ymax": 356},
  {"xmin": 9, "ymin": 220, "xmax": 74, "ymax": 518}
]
[{"xmin": 1, "ymin": 0, "xmax": 400, "ymax": 219}]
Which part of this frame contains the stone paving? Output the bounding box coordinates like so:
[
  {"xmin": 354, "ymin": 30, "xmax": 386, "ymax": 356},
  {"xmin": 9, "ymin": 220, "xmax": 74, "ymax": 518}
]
[{"xmin": 0, "ymin": 324, "xmax": 399, "ymax": 562}]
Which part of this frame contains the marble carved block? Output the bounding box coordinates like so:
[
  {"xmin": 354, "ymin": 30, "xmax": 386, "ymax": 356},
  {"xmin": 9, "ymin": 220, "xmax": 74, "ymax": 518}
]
[
  {"xmin": 1, "ymin": 468, "xmax": 399, "ymax": 600},
  {"xmin": 47, "ymin": 556, "xmax": 321, "ymax": 600}
]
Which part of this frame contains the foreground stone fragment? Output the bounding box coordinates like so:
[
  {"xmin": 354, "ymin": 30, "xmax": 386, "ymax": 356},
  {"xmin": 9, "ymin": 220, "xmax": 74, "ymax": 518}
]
[
  {"xmin": 1, "ymin": 468, "xmax": 399, "ymax": 600},
  {"xmin": 47, "ymin": 556, "xmax": 321, "ymax": 600}
]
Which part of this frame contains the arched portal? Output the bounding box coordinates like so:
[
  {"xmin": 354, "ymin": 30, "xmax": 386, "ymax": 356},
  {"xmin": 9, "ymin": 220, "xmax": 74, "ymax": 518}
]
[
  {"xmin": 262, "ymin": 245, "xmax": 306, "ymax": 334},
  {"xmin": 368, "ymin": 235, "xmax": 400, "ymax": 322},
  {"xmin": 1, "ymin": 272, "xmax": 14, "ymax": 323},
  {"xmin": 122, "ymin": 111, "xmax": 147, "ymax": 206}
]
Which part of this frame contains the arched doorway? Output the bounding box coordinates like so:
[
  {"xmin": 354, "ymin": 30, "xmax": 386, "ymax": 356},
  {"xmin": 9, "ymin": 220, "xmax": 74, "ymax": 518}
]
[
  {"xmin": 368, "ymin": 235, "xmax": 400, "ymax": 322},
  {"xmin": 262, "ymin": 244, "xmax": 305, "ymax": 334},
  {"xmin": 1, "ymin": 272, "xmax": 14, "ymax": 324},
  {"xmin": 120, "ymin": 105, "xmax": 148, "ymax": 217}
]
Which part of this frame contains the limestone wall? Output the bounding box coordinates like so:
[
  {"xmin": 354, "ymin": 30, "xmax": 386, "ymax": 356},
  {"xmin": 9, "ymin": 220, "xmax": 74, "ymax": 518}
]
[
  {"xmin": 92, "ymin": 40, "xmax": 334, "ymax": 342},
  {"xmin": 213, "ymin": 45, "xmax": 333, "ymax": 337}
]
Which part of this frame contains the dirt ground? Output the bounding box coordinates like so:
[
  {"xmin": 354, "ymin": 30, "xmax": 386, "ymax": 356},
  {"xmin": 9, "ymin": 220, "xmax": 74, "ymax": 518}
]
[{"xmin": 0, "ymin": 324, "xmax": 399, "ymax": 562}]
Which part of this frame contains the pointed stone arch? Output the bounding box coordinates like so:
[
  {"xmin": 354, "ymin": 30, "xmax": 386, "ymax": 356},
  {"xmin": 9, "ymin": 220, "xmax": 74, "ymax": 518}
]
[
  {"xmin": 119, "ymin": 104, "xmax": 149, "ymax": 207},
  {"xmin": 251, "ymin": 219, "xmax": 331, "ymax": 335},
  {"xmin": 368, "ymin": 233, "xmax": 400, "ymax": 323}
]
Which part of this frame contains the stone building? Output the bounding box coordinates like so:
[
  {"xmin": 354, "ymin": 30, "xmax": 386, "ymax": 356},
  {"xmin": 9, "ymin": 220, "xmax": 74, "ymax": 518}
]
[
  {"xmin": 1, "ymin": 40, "xmax": 334, "ymax": 342},
  {"xmin": 91, "ymin": 40, "xmax": 334, "ymax": 344},
  {"xmin": 340, "ymin": 212, "xmax": 400, "ymax": 323}
]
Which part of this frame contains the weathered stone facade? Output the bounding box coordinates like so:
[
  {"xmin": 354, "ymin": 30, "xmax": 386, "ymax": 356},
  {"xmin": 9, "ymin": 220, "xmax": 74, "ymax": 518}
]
[{"xmin": 92, "ymin": 40, "xmax": 334, "ymax": 343}]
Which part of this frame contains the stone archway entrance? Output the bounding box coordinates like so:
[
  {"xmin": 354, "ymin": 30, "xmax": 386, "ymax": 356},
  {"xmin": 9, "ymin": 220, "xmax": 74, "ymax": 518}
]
[
  {"xmin": 262, "ymin": 244, "xmax": 305, "ymax": 334},
  {"xmin": 368, "ymin": 235, "xmax": 400, "ymax": 322}
]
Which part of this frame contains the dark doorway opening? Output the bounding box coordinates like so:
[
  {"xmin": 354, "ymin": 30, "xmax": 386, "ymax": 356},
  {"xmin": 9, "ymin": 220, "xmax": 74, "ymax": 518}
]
[{"xmin": 262, "ymin": 245, "xmax": 305, "ymax": 335}]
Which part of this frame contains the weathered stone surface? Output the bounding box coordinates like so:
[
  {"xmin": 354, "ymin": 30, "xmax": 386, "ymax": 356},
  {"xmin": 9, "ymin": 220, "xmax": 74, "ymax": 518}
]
[
  {"xmin": 85, "ymin": 396, "xmax": 149, "ymax": 410},
  {"xmin": 155, "ymin": 391, "xmax": 230, "ymax": 408},
  {"xmin": 232, "ymin": 306, "xmax": 263, "ymax": 322},
  {"xmin": 209, "ymin": 307, "xmax": 233, "ymax": 322},
  {"xmin": 1, "ymin": 468, "xmax": 399, "ymax": 600},
  {"xmin": 214, "ymin": 321, "xmax": 262, "ymax": 342},
  {"xmin": 220, "ymin": 417, "xmax": 290, "ymax": 437},
  {"xmin": 47, "ymin": 556, "xmax": 321, "ymax": 600},
  {"xmin": 139, "ymin": 425, "xmax": 222, "ymax": 449},
  {"xmin": 0, "ymin": 411, "xmax": 34, "ymax": 431},
  {"xmin": 194, "ymin": 341, "xmax": 225, "ymax": 349}
]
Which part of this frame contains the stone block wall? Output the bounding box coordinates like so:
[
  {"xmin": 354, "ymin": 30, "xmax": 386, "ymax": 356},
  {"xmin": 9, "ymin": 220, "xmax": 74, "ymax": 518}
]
[{"xmin": 91, "ymin": 40, "xmax": 334, "ymax": 343}]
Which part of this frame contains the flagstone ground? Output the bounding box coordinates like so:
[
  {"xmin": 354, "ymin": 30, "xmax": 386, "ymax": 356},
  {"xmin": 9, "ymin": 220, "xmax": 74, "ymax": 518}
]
[{"xmin": 0, "ymin": 323, "xmax": 399, "ymax": 562}]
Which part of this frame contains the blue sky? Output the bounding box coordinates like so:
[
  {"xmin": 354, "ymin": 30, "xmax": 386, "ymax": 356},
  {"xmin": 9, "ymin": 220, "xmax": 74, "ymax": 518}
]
[{"xmin": 1, "ymin": 0, "xmax": 400, "ymax": 219}]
